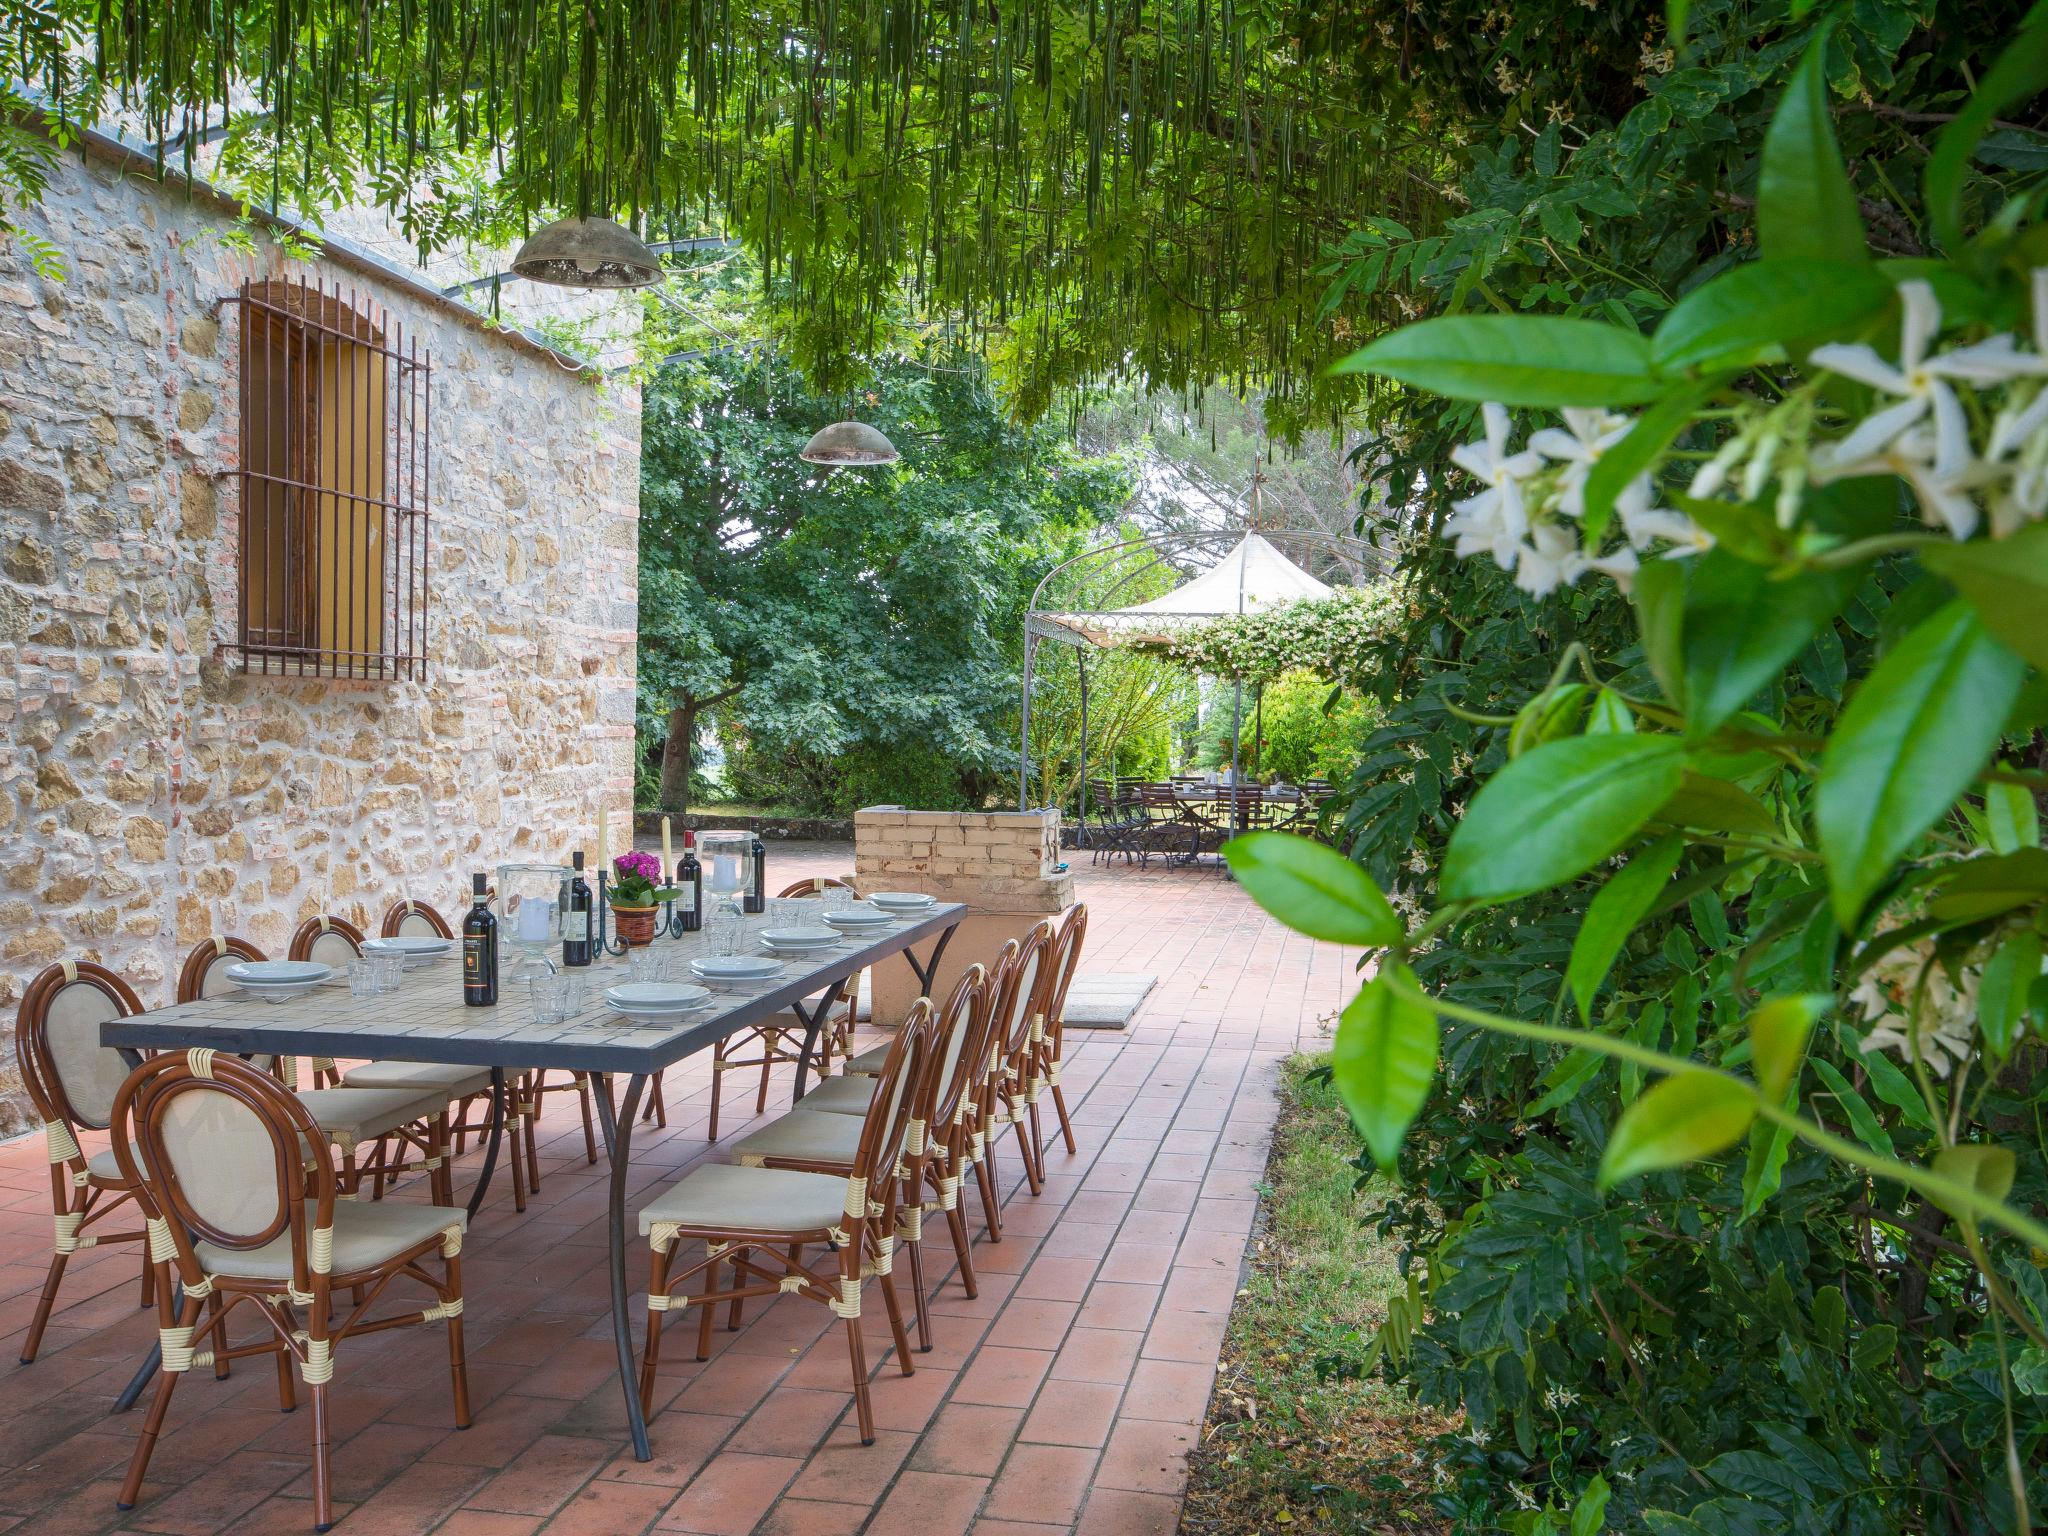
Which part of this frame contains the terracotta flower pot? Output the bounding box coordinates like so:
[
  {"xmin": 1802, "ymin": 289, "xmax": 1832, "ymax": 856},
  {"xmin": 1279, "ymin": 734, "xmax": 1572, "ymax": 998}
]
[{"xmin": 614, "ymin": 905, "xmax": 658, "ymax": 946}]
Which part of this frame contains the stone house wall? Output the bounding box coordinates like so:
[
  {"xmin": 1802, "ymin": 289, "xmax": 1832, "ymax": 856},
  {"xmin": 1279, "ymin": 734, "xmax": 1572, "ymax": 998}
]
[{"xmin": 0, "ymin": 144, "xmax": 642, "ymax": 1133}]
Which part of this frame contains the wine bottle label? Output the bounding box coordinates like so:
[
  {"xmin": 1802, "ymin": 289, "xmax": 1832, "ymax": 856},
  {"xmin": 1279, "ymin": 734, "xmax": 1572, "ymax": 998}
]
[
  {"xmin": 679, "ymin": 878, "xmax": 697, "ymax": 907},
  {"xmin": 464, "ymin": 936, "xmax": 492, "ymax": 997}
]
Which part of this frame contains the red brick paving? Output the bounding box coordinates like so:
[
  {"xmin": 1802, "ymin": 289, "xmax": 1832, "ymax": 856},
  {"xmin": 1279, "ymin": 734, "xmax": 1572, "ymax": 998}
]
[{"xmin": 0, "ymin": 846, "xmax": 1357, "ymax": 1533}]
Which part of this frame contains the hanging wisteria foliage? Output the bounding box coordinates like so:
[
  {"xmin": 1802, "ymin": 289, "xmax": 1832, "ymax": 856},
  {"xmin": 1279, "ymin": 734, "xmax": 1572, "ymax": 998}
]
[{"xmin": 3, "ymin": 0, "xmax": 1478, "ymax": 415}]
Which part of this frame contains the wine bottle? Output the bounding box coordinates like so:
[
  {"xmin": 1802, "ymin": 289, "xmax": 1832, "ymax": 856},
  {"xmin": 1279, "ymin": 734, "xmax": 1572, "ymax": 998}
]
[
  {"xmin": 563, "ymin": 851, "xmax": 593, "ymax": 967},
  {"xmin": 462, "ymin": 872, "xmax": 498, "ymax": 1006},
  {"xmin": 677, "ymin": 831, "xmax": 702, "ymax": 933},
  {"xmin": 744, "ymin": 819, "xmax": 766, "ymax": 914}
]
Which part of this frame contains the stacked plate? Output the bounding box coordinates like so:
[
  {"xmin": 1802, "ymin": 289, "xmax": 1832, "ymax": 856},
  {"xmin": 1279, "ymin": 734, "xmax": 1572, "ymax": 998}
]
[
  {"xmin": 823, "ymin": 904, "xmax": 895, "ymax": 933},
  {"xmin": 760, "ymin": 925, "xmax": 840, "ymax": 958},
  {"xmin": 363, "ymin": 936, "xmax": 454, "ymax": 968},
  {"xmin": 691, "ymin": 955, "xmax": 783, "ymax": 985},
  {"xmin": 866, "ymin": 891, "xmax": 935, "ymax": 914},
  {"xmin": 604, "ymin": 981, "xmax": 712, "ymax": 1024},
  {"xmin": 224, "ymin": 960, "xmax": 331, "ymax": 1003}
]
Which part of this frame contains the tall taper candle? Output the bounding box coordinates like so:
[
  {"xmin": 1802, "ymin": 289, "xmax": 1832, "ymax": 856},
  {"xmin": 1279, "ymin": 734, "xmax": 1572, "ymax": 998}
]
[
  {"xmin": 596, "ymin": 805, "xmax": 608, "ymax": 871},
  {"xmin": 661, "ymin": 815, "xmax": 673, "ymax": 872}
]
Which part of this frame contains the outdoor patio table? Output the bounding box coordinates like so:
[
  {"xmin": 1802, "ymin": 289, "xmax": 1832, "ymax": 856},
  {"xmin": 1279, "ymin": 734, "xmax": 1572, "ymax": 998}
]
[{"xmin": 99, "ymin": 903, "xmax": 963, "ymax": 1462}]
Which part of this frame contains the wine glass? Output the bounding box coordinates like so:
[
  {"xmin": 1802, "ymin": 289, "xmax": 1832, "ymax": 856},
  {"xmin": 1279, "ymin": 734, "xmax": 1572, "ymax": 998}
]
[{"xmin": 497, "ymin": 862, "xmax": 570, "ymax": 987}]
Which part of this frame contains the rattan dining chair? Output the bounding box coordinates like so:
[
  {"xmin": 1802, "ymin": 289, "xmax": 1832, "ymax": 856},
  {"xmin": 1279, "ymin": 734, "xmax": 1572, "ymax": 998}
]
[
  {"xmin": 175, "ymin": 936, "xmax": 304, "ymax": 1086},
  {"xmin": 729, "ymin": 970, "xmax": 982, "ymax": 1345},
  {"xmin": 637, "ymin": 1000, "xmax": 934, "ymax": 1443},
  {"xmin": 380, "ymin": 898, "xmax": 455, "ymax": 938},
  {"xmin": 982, "ymin": 921, "xmax": 1054, "ymax": 1202},
  {"xmin": 12, "ymin": 960, "xmax": 155, "ymax": 1362},
  {"xmin": 1027, "ymin": 904, "xmax": 1088, "ymax": 1165},
  {"xmin": 110, "ymin": 1052, "xmax": 470, "ymax": 1532},
  {"xmin": 774, "ymin": 962, "xmax": 999, "ymax": 1307},
  {"xmin": 287, "ymin": 915, "xmax": 367, "ymax": 1090},
  {"xmin": 702, "ymin": 876, "xmax": 862, "ymax": 1140}
]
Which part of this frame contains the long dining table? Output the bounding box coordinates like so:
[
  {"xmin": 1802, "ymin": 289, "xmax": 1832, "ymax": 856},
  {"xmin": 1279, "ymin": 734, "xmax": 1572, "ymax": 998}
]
[{"xmin": 100, "ymin": 902, "xmax": 963, "ymax": 1461}]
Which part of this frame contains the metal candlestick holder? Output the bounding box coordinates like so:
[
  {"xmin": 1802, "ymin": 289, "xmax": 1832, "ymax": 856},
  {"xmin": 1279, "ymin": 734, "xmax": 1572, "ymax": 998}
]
[{"xmin": 592, "ymin": 870, "xmax": 632, "ymax": 957}]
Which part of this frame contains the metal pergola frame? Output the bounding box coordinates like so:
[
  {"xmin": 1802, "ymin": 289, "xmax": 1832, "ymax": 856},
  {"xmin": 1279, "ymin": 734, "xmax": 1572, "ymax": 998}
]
[{"xmin": 1018, "ymin": 526, "xmax": 1377, "ymax": 823}]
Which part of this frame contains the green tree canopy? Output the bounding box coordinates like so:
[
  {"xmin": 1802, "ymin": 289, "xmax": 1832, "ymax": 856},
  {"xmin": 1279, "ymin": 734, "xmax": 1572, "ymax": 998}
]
[{"xmin": 636, "ymin": 346, "xmax": 1127, "ymax": 809}]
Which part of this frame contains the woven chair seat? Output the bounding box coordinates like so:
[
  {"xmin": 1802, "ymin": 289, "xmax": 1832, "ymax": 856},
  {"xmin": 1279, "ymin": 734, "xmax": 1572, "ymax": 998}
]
[
  {"xmin": 636, "ymin": 1164, "xmax": 849, "ymax": 1238},
  {"xmin": 732, "ymin": 1108, "xmax": 862, "ymax": 1167},
  {"xmin": 339, "ymin": 1061, "xmax": 494, "ymax": 1099},
  {"xmin": 296, "ymin": 1086, "xmax": 454, "ymax": 1147},
  {"xmin": 790, "ymin": 1076, "xmax": 874, "ymax": 1117},
  {"xmin": 840, "ymin": 1037, "xmax": 895, "ymax": 1077},
  {"xmin": 196, "ymin": 1201, "xmax": 466, "ymax": 1283}
]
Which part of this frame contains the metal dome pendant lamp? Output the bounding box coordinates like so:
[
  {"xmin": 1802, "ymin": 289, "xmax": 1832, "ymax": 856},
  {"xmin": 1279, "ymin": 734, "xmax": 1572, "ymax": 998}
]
[
  {"xmin": 798, "ymin": 418, "xmax": 900, "ymax": 467},
  {"xmin": 511, "ymin": 215, "xmax": 663, "ymax": 290}
]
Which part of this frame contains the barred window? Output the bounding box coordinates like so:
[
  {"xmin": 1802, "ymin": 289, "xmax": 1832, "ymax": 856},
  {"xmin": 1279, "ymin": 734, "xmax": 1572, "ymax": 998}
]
[{"xmin": 231, "ymin": 277, "xmax": 431, "ymax": 679}]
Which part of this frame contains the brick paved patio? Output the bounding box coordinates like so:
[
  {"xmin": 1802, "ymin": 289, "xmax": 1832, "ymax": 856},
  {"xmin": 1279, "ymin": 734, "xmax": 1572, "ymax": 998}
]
[{"xmin": 0, "ymin": 846, "xmax": 1359, "ymax": 1535}]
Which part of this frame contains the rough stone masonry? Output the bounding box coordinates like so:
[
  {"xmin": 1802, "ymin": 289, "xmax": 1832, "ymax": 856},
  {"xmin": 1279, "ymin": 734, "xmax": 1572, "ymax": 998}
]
[{"xmin": 0, "ymin": 144, "xmax": 643, "ymax": 1132}]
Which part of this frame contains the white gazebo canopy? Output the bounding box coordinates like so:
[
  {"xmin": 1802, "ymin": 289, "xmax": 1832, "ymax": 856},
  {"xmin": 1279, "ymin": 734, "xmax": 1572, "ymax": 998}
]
[{"xmin": 1030, "ymin": 532, "xmax": 1335, "ymax": 649}]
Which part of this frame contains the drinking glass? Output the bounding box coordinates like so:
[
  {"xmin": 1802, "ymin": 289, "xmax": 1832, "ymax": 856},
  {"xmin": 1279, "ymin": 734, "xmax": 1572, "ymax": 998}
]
[
  {"xmin": 627, "ymin": 946, "xmax": 670, "ymax": 984},
  {"xmin": 347, "ymin": 959, "xmax": 376, "ymax": 998},
  {"xmin": 821, "ymin": 883, "xmax": 855, "ymax": 912},
  {"xmin": 770, "ymin": 896, "xmax": 817, "ymax": 925},
  {"xmin": 529, "ymin": 973, "xmax": 572, "ymax": 1024},
  {"xmin": 709, "ymin": 906, "xmax": 747, "ymax": 957},
  {"xmin": 371, "ymin": 955, "xmax": 405, "ymax": 993}
]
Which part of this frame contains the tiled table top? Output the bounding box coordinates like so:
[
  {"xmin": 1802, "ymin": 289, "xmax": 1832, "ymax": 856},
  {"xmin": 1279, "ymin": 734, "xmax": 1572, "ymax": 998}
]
[
  {"xmin": 0, "ymin": 846, "xmax": 1360, "ymax": 1535},
  {"xmin": 101, "ymin": 905, "xmax": 963, "ymax": 1074}
]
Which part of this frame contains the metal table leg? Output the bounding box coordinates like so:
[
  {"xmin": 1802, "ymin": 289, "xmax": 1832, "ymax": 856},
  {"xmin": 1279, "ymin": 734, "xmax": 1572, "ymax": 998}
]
[
  {"xmin": 593, "ymin": 1073, "xmax": 651, "ymax": 1462},
  {"xmin": 465, "ymin": 1067, "xmax": 507, "ymax": 1221},
  {"xmin": 112, "ymin": 1282, "xmax": 177, "ymax": 1414},
  {"xmin": 788, "ymin": 923, "xmax": 960, "ymax": 1100}
]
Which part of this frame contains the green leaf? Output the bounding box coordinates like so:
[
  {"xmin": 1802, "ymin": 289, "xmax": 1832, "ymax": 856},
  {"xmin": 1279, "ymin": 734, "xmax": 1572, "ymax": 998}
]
[
  {"xmin": 1816, "ymin": 603, "xmax": 2027, "ymax": 927},
  {"xmin": 1331, "ymin": 316, "xmax": 1663, "ymax": 408},
  {"xmin": 1748, "ymin": 995, "xmax": 1827, "ymax": 1101},
  {"xmin": 1634, "ymin": 559, "xmax": 1687, "ymax": 704},
  {"xmin": 1681, "ymin": 551, "xmax": 1857, "ymax": 738},
  {"xmin": 1757, "ymin": 37, "xmax": 1868, "ymax": 265},
  {"xmin": 1919, "ymin": 521, "xmax": 2048, "ymax": 671},
  {"xmin": 1849, "ymin": 1031, "xmax": 1937, "ymax": 1132},
  {"xmin": 1443, "ymin": 736, "xmax": 1689, "ymax": 904},
  {"xmin": 1581, "ymin": 379, "xmax": 1724, "ymax": 544},
  {"xmin": 1651, "ymin": 771, "xmax": 1780, "ymax": 838},
  {"xmin": 1809, "ymin": 1058, "xmax": 1895, "ymax": 1158},
  {"xmin": 1567, "ymin": 835, "xmax": 1684, "ymax": 1023},
  {"xmin": 1925, "ymin": 9, "xmax": 2048, "ymax": 254},
  {"xmin": 1852, "ymin": 1323, "xmax": 1898, "ymax": 1373},
  {"xmin": 1585, "ymin": 689, "xmax": 1636, "ymax": 735},
  {"xmin": 1978, "ymin": 930, "xmax": 2041, "ymax": 1062},
  {"xmin": 1741, "ymin": 1118, "xmax": 1794, "ymax": 1218},
  {"xmin": 1928, "ymin": 849, "xmax": 2048, "ymax": 923},
  {"xmin": 1223, "ymin": 832, "xmax": 1403, "ymax": 946},
  {"xmin": 1570, "ymin": 1474, "xmax": 1611, "ymax": 1536},
  {"xmin": 1333, "ymin": 967, "xmax": 1439, "ymax": 1168},
  {"xmin": 1525, "ymin": 1044, "xmax": 1610, "ymax": 1117},
  {"xmin": 1651, "ymin": 261, "xmax": 1890, "ymax": 371},
  {"xmin": 1986, "ymin": 774, "xmax": 2041, "ymax": 854},
  {"xmin": 1930, "ymin": 1143, "xmax": 2017, "ymax": 1219},
  {"xmin": 1600, "ymin": 1069, "xmax": 1756, "ymax": 1186}
]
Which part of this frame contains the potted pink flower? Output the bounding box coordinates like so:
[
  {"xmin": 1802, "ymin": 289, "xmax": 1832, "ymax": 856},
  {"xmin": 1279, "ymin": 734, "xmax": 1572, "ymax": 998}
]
[{"xmin": 609, "ymin": 850, "xmax": 677, "ymax": 945}]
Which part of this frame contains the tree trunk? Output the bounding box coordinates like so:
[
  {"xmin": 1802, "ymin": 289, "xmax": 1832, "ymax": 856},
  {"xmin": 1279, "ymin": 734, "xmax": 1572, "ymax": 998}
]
[{"xmin": 659, "ymin": 702, "xmax": 696, "ymax": 813}]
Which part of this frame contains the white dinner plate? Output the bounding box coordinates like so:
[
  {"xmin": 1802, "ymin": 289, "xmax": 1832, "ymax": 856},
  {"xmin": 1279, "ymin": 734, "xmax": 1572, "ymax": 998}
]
[
  {"xmin": 823, "ymin": 907, "xmax": 892, "ymax": 927},
  {"xmin": 604, "ymin": 982, "xmax": 713, "ymax": 1010},
  {"xmin": 760, "ymin": 926, "xmax": 840, "ymax": 947},
  {"xmin": 225, "ymin": 960, "xmax": 331, "ymax": 986},
  {"xmin": 866, "ymin": 891, "xmax": 934, "ymax": 911},
  {"xmin": 364, "ymin": 936, "xmax": 452, "ymax": 956},
  {"xmin": 691, "ymin": 956, "xmax": 784, "ymax": 981}
]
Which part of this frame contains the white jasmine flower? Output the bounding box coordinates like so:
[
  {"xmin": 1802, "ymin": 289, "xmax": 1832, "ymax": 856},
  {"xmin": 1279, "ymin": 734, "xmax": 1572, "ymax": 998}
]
[
  {"xmin": 1811, "ymin": 425, "xmax": 1990, "ymax": 539},
  {"xmin": 1466, "ymin": 1425, "xmax": 1492, "ymax": 1448},
  {"xmin": 1852, "ymin": 940, "xmax": 1980, "ymax": 1079},
  {"xmin": 1530, "ymin": 407, "xmax": 1632, "ymax": 517},
  {"xmin": 1543, "ymin": 1384, "xmax": 1579, "ymax": 1410},
  {"xmin": 1445, "ymin": 403, "xmax": 1544, "ymax": 568},
  {"xmin": 1510, "ymin": 1485, "xmax": 1540, "ymax": 1511},
  {"xmin": 1808, "ymin": 281, "xmax": 2025, "ymax": 479}
]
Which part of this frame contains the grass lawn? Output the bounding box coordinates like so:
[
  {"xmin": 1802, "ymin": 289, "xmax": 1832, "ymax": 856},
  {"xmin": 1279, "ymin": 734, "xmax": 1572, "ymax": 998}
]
[{"xmin": 1180, "ymin": 1053, "xmax": 1453, "ymax": 1535}]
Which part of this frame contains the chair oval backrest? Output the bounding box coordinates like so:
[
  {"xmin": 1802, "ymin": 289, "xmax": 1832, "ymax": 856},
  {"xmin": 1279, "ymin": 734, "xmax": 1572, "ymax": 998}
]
[
  {"xmin": 15, "ymin": 960, "xmax": 144, "ymax": 1132},
  {"xmin": 995, "ymin": 922, "xmax": 1053, "ymax": 1059},
  {"xmin": 115, "ymin": 1052, "xmax": 328, "ymax": 1269},
  {"xmin": 176, "ymin": 936, "xmax": 267, "ymax": 1005},
  {"xmin": 290, "ymin": 914, "xmax": 365, "ymax": 969},
  {"xmin": 1044, "ymin": 905, "xmax": 1089, "ymax": 1034},
  {"xmin": 922, "ymin": 965, "xmax": 987, "ymax": 1130},
  {"xmin": 382, "ymin": 899, "xmax": 454, "ymax": 939},
  {"xmin": 854, "ymin": 999, "xmax": 936, "ymax": 1195}
]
